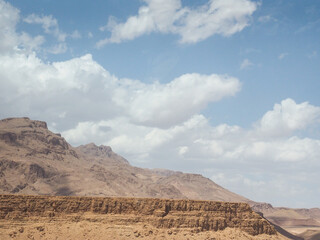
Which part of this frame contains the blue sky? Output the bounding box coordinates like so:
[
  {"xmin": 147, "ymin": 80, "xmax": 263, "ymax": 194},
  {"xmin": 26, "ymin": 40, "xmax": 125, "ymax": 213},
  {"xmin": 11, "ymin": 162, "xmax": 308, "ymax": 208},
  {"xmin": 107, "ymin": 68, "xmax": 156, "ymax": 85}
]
[{"xmin": 1, "ymin": 0, "xmax": 320, "ymax": 208}]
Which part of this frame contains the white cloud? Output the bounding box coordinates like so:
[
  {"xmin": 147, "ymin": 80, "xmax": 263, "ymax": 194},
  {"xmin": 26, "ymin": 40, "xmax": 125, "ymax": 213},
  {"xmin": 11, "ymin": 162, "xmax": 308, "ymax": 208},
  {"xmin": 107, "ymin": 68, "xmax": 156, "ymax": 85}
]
[
  {"xmin": 255, "ymin": 98, "xmax": 320, "ymax": 137},
  {"xmin": 0, "ymin": 0, "xmax": 43, "ymax": 53},
  {"xmin": 209, "ymin": 170, "xmax": 319, "ymax": 207},
  {"xmin": 62, "ymin": 114, "xmax": 212, "ymax": 161},
  {"xmin": 62, "ymin": 99, "xmax": 320, "ymax": 165},
  {"xmin": 240, "ymin": 58, "xmax": 253, "ymax": 69},
  {"xmin": 23, "ymin": 14, "xmax": 82, "ymax": 54},
  {"xmin": 178, "ymin": 146, "xmax": 189, "ymax": 156},
  {"xmin": 47, "ymin": 42, "xmax": 67, "ymax": 54},
  {"xmin": 0, "ymin": 46, "xmax": 239, "ymax": 130},
  {"xmin": 113, "ymin": 73, "xmax": 241, "ymax": 128},
  {"xmin": 278, "ymin": 52, "xmax": 288, "ymax": 60},
  {"xmin": 24, "ymin": 14, "xmax": 67, "ymax": 42},
  {"xmin": 0, "ymin": 2, "xmax": 241, "ymax": 131},
  {"xmin": 19, "ymin": 32, "xmax": 45, "ymax": 52},
  {"xmin": 0, "ymin": 0, "xmax": 20, "ymax": 52},
  {"xmin": 97, "ymin": 0, "xmax": 257, "ymax": 46}
]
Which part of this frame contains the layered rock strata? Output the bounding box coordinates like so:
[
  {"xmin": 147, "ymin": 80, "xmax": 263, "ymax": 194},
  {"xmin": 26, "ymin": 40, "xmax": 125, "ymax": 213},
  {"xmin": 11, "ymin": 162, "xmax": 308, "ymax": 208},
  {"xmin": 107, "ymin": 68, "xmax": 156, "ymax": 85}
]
[{"xmin": 0, "ymin": 194, "xmax": 276, "ymax": 236}]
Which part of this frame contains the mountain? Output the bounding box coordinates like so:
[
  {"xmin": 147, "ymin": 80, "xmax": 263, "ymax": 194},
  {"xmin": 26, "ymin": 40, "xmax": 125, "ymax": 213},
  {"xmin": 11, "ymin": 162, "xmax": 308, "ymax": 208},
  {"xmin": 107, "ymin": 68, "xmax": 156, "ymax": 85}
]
[
  {"xmin": 252, "ymin": 203, "xmax": 320, "ymax": 238},
  {"xmin": 0, "ymin": 117, "xmax": 248, "ymax": 202},
  {"xmin": 1, "ymin": 117, "xmax": 318, "ymax": 239}
]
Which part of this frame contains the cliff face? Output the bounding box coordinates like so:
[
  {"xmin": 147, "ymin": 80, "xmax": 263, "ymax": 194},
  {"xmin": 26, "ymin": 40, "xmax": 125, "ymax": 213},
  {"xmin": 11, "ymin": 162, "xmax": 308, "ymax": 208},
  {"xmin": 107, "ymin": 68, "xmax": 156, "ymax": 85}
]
[{"xmin": 0, "ymin": 194, "xmax": 276, "ymax": 236}]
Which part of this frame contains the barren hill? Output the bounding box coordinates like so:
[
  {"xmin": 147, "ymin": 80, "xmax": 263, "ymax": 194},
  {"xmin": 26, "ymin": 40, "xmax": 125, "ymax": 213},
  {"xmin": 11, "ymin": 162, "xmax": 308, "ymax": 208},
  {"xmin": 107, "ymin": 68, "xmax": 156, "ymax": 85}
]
[
  {"xmin": 0, "ymin": 117, "xmax": 247, "ymax": 202},
  {"xmin": 252, "ymin": 203, "xmax": 320, "ymax": 238}
]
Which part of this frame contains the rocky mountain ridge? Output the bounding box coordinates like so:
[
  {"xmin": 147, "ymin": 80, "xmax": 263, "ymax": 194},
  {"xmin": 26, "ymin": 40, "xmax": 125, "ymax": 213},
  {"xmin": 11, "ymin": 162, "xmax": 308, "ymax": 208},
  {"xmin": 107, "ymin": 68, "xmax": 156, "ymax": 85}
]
[{"xmin": 0, "ymin": 117, "xmax": 248, "ymax": 202}]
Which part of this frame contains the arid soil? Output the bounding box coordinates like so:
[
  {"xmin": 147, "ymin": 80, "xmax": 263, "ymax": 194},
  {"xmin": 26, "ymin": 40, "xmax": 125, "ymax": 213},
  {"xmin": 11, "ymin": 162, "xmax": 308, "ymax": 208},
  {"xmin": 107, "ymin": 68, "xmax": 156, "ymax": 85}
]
[{"xmin": 0, "ymin": 194, "xmax": 287, "ymax": 240}]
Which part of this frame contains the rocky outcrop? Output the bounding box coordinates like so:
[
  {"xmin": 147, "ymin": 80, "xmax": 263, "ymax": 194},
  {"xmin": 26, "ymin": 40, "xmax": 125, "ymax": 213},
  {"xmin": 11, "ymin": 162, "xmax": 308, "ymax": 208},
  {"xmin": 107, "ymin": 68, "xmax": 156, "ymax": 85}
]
[
  {"xmin": 0, "ymin": 117, "xmax": 78, "ymax": 159},
  {"xmin": 76, "ymin": 143, "xmax": 129, "ymax": 165},
  {"xmin": 0, "ymin": 194, "xmax": 276, "ymax": 236}
]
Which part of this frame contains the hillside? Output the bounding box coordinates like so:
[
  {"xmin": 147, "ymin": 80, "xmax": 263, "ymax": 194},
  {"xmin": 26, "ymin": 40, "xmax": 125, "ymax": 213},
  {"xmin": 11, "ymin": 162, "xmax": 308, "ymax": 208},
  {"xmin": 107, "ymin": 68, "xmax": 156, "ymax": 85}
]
[
  {"xmin": 252, "ymin": 203, "xmax": 320, "ymax": 238},
  {"xmin": 0, "ymin": 117, "xmax": 248, "ymax": 202}
]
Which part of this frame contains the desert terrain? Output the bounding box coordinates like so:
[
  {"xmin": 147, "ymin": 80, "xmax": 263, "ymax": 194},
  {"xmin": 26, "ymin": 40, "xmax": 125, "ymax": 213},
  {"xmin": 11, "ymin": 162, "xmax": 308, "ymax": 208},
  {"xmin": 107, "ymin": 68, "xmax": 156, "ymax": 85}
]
[
  {"xmin": 252, "ymin": 203, "xmax": 320, "ymax": 239},
  {"xmin": 0, "ymin": 194, "xmax": 286, "ymax": 240},
  {"xmin": 0, "ymin": 117, "xmax": 248, "ymax": 202},
  {"xmin": 0, "ymin": 117, "xmax": 319, "ymax": 239}
]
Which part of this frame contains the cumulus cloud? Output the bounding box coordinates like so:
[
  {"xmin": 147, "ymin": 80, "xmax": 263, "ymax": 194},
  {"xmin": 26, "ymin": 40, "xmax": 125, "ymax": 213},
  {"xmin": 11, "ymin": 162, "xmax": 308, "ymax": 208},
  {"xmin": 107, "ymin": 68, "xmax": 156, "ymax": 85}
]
[
  {"xmin": 113, "ymin": 73, "xmax": 240, "ymax": 127},
  {"xmin": 62, "ymin": 100, "xmax": 320, "ymax": 165},
  {"xmin": 0, "ymin": 50, "xmax": 240, "ymax": 130},
  {"xmin": 0, "ymin": 1, "xmax": 240, "ymax": 131},
  {"xmin": 255, "ymin": 98, "xmax": 320, "ymax": 137},
  {"xmin": 97, "ymin": 0, "xmax": 257, "ymax": 46}
]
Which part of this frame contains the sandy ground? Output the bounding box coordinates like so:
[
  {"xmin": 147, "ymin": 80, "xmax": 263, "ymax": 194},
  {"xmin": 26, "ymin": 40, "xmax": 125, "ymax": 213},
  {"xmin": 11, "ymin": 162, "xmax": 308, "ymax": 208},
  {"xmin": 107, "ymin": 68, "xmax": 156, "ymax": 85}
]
[{"xmin": 284, "ymin": 226, "xmax": 320, "ymax": 235}]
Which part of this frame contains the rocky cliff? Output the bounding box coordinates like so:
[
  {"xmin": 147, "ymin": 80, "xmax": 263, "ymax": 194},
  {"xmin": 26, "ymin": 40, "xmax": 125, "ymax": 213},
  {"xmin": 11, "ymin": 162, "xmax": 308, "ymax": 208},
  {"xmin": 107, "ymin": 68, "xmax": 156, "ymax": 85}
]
[{"xmin": 0, "ymin": 194, "xmax": 276, "ymax": 236}]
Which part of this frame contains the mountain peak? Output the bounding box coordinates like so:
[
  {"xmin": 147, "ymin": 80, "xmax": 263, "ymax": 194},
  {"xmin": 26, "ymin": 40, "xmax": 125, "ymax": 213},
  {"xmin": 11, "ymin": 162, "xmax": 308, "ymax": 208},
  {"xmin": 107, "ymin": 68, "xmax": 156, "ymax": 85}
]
[
  {"xmin": 0, "ymin": 117, "xmax": 77, "ymax": 160},
  {"xmin": 76, "ymin": 143, "xmax": 129, "ymax": 165},
  {"xmin": 0, "ymin": 117, "xmax": 48, "ymax": 129}
]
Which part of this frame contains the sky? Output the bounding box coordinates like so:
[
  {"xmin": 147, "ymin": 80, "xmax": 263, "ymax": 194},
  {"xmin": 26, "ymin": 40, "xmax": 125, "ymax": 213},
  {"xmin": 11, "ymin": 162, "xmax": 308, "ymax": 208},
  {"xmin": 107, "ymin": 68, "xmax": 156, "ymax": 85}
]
[{"xmin": 0, "ymin": 0, "xmax": 320, "ymax": 208}]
